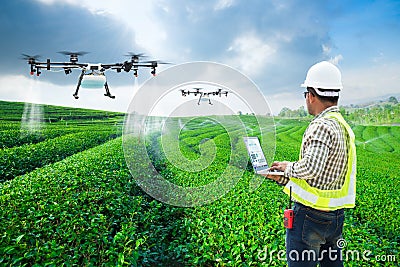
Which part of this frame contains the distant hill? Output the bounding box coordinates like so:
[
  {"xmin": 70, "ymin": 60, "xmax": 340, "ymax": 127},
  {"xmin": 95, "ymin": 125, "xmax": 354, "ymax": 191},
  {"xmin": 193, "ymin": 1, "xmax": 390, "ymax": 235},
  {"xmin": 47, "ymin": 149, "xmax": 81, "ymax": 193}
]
[
  {"xmin": 343, "ymin": 92, "xmax": 400, "ymax": 107},
  {"xmin": 342, "ymin": 95, "xmax": 399, "ymax": 109}
]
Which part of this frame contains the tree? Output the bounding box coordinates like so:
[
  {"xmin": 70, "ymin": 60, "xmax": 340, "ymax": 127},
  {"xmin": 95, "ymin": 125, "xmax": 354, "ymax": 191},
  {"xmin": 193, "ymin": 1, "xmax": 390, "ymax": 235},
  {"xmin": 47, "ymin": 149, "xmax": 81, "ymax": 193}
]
[
  {"xmin": 296, "ymin": 106, "xmax": 308, "ymax": 117},
  {"xmin": 388, "ymin": 96, "xmax": 398, "ymax": 104},
  {"xmin": 278, "ymin": 107, "xmax": 292, "ymax": 117}
]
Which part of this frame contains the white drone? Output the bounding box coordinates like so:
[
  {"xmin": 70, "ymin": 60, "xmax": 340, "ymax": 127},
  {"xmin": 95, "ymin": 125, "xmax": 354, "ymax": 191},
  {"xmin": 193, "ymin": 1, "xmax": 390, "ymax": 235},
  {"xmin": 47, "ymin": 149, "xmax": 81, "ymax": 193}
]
[{"xmin": 22, "ymin": 51, "xmax": 169, "ymax": 99}]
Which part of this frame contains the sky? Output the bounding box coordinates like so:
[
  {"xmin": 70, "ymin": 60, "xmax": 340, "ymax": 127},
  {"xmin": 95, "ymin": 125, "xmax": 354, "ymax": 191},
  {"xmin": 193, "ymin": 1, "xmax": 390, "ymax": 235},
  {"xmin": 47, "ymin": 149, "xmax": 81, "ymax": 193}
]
[{"xmin": 0, "ymin": 0, "xmax": 399, "ymax": 115}]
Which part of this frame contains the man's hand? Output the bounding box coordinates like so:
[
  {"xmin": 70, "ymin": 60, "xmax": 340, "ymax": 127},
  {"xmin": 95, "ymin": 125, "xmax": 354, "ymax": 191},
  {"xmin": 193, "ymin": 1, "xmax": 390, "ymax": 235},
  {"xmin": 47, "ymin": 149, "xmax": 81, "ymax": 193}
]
[
  {"xmin": 260, "ymin": 161, "xmax": 290, "ymax": 182},
  {"xmin": 270, "ymin": 161, "xmax": 290, "ymax": 172},
  {"xmin": 260, "ymin": 172, "xmax": 282, "ymax": 182}
]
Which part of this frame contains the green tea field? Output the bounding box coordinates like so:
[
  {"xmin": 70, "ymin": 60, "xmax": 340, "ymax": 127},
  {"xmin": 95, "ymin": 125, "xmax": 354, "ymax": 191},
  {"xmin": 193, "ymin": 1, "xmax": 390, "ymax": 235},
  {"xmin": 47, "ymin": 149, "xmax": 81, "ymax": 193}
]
[{"xmin": 0, "ymin": 100, "xmax": 398, "ymax": 266}]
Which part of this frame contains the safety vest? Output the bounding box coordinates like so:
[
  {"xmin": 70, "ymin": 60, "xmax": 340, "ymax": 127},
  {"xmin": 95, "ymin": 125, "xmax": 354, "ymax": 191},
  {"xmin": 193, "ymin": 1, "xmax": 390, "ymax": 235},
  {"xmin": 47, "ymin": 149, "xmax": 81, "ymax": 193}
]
[{"xmin": 283, "ymin": 112, "xmax": 356, "ymax": 211}]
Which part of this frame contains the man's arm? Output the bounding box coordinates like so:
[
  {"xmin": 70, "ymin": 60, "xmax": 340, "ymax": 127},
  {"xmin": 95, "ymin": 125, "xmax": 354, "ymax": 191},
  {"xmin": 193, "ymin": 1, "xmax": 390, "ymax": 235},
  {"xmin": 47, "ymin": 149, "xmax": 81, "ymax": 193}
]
[{"xmin": 261, "ymin": 122, "xmax": 333, "ymax": 185}]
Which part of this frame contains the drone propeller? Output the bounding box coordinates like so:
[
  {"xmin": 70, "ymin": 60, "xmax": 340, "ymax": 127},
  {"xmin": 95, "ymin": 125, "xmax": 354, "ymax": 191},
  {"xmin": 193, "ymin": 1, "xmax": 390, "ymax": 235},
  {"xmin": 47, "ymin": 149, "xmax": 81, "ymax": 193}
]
[
  {"xmin": 144, "ymin": 60, "xmax": 171, "ymax": 76},
  {"xmin": 125, "ymin": 52, "xmax": 146, "ymax": 63},
  {"xmin": 143, "ymin": 60, "xmax": 171, "ymax": 66},
  {"xmin": 58, "ymin": 51, "xmax": 89, "ymax": 63},
  {"xmin": 58, "ymin": 51, "xmax": 89, "ymax": 56},
  {"xmin": 21, "ymin": 54, "xmax": 41, "ymax": 61},
  {"xmin": 125, "ymin": 52, "xmax": 146, "ymax": 57},
  {"xmin": 21, "ymin": 54, "xmax": 42, "ymax": 75},
  {"xmin": 21, "ymin": 54, "xmax": 41, "ymax": 65}
]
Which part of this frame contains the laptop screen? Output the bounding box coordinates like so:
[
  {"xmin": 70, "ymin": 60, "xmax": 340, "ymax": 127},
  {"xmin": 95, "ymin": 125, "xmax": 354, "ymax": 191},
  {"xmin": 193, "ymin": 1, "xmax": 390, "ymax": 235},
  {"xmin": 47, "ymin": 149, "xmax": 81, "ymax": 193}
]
[{"xmin": 243, "ymin": 136, "xmax": 269, "ymax": 172}]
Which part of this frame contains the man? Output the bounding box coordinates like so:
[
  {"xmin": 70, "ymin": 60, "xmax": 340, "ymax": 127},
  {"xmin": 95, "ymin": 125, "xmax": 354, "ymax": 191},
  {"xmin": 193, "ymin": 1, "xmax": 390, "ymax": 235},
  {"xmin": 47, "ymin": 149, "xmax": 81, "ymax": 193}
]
[{"xmin": 263, "ymin": 61, "xmax": 356, "ymax": 267}]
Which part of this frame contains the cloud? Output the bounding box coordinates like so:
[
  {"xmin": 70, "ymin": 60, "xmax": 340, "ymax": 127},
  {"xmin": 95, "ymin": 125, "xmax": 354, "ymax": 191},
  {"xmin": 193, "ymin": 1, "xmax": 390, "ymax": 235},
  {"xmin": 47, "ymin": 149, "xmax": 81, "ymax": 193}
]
[
  {"xmin": 226, "ymin": 32, "xmax": 276, "ymax": 76},
  {"xmin": 0, "ymin": 1, "xmax": 135, "ymax": 81},
  {"xmin": 29, "ymin": 0, "xmax": 334, "ymax": 76},
  {"xmin": 34, "ymin": 0, "xmax": 169, "ymax": 59},
  {"xmin": 329, "ymin": 54, "xmax": 344, "ymax": 65},
  {"xmin": 2, "ymin": 0, "xmax": 399, "ymax": 114},
  {"xmin": 341, "ymin": 62, "xmax": 400, "ymax": 104},
  {"xmin": 322, "ymin": 44, "xmax": 331, "ymax": 55},
  {"xmin": 214, "ymin": 0, "xmax": 235, "ymax": 11}
]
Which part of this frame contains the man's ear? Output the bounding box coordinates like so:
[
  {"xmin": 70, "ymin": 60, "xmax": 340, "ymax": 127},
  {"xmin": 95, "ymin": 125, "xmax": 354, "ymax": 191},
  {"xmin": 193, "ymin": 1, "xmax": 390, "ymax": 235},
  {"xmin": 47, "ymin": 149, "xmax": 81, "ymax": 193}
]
[{"xmin": 308, "ymin": 92, "xmax": 316, "ymax": 103}]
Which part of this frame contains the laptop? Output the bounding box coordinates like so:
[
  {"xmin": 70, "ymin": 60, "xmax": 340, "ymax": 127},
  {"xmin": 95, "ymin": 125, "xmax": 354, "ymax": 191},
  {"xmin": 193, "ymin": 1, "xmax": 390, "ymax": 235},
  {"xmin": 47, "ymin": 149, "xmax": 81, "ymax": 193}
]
[{"xmin": 243, "ymin": 136, "xmax": 284, "ymax": 175}]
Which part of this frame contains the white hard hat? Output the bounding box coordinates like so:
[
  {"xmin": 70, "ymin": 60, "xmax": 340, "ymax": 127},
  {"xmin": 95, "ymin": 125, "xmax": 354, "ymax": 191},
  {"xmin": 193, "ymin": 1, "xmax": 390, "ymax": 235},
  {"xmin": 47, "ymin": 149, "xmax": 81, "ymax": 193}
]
[{"xmin": 301, "ymin": 61, "xmax": 343, "ymax": 96}]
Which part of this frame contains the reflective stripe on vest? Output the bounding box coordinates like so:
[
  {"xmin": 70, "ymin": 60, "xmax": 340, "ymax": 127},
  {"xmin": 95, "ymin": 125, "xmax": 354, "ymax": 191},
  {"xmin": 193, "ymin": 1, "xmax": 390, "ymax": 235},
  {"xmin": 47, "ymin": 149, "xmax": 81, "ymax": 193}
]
[{"xmin": 283, "ymin": 112, "xmax": 356, "ymax": 210}]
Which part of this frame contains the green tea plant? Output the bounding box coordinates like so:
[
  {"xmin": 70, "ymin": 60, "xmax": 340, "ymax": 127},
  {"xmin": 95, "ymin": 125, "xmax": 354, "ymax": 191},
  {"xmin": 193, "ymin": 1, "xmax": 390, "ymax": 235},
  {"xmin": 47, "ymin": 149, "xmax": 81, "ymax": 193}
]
[
  {"xmin": 0, "ymin": 128, "xmax": 78, "ymax": 149},
  {"xmin": 0, "ymin": 101, "xmax": 398, "ymax": 266},
  {"xmin": 0, "ymin": 138, "xmax": 187, "ymax": 266},
  {"xmin": 0, "ymin": 131, "xmax": 117, "ymax": 182}
]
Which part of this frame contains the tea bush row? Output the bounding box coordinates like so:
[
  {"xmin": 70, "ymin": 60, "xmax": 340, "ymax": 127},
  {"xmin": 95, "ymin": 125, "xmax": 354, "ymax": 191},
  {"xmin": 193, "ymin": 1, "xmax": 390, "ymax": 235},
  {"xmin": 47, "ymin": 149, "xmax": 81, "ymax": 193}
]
[
  {"xmin": 0, "ymin": 138, "xmax": 187, "ymax": 266},
  {"xmin": 0, "ymin": 130, "xmax": 118, "ymax": 182},
  {"xmin": 0, "ymin": 128, "xmax": 77, "ymax": 149}
]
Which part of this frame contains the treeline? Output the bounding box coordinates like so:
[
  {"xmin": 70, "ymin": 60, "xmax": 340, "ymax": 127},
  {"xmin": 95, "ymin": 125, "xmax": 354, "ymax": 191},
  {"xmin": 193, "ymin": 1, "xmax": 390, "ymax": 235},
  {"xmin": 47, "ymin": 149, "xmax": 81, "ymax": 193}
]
[
  {"xmin": 343, "ymin": 102, "xmax": 400, "ymax": 125},
  {"xmin": 278, "ymin": 96, "xmax": 400, "ymax": 125},
  {"xmin": 277, "ymin": 106, "xmax": 310, "ymax": 118}
]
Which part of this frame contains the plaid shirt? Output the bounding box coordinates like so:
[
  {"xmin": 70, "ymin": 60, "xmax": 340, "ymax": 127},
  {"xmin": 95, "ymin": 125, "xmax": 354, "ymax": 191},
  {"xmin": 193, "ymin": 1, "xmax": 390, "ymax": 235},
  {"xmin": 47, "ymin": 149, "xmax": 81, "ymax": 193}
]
[{"xmin": 278, "ymin": 106, "xmax": 349, "ymax": 190}]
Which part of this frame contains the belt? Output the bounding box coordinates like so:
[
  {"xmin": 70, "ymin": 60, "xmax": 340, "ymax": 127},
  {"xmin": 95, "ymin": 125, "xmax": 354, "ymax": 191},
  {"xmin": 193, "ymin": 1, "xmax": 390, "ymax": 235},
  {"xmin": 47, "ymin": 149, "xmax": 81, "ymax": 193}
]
[{"xmin": 294, "ymin": 202, "xmax": 343, "ymax": 213}]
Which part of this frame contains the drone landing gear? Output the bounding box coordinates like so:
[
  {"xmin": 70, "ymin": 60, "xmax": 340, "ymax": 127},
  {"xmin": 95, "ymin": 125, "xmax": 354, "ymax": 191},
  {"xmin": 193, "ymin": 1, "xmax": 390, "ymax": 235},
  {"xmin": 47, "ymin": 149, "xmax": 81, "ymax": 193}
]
[
  {"xmin": 73, "ymin": 69, "xmax": 86, "ymax": 99},
  {"xmin": 197, "ymin": 95, "xmax": 213, "ymax": 105},
  {"xmin": 104, "ymin": 82, "xmax": 115, "ymax": 99}
]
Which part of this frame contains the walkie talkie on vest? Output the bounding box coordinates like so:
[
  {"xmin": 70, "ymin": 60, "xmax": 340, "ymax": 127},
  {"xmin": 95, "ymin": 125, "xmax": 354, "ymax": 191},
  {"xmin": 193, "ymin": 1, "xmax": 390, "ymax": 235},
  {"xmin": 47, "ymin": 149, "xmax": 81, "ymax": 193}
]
[{"xmin": 284, "ymin": 186, "xmax": 294, "ymax": 229}]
